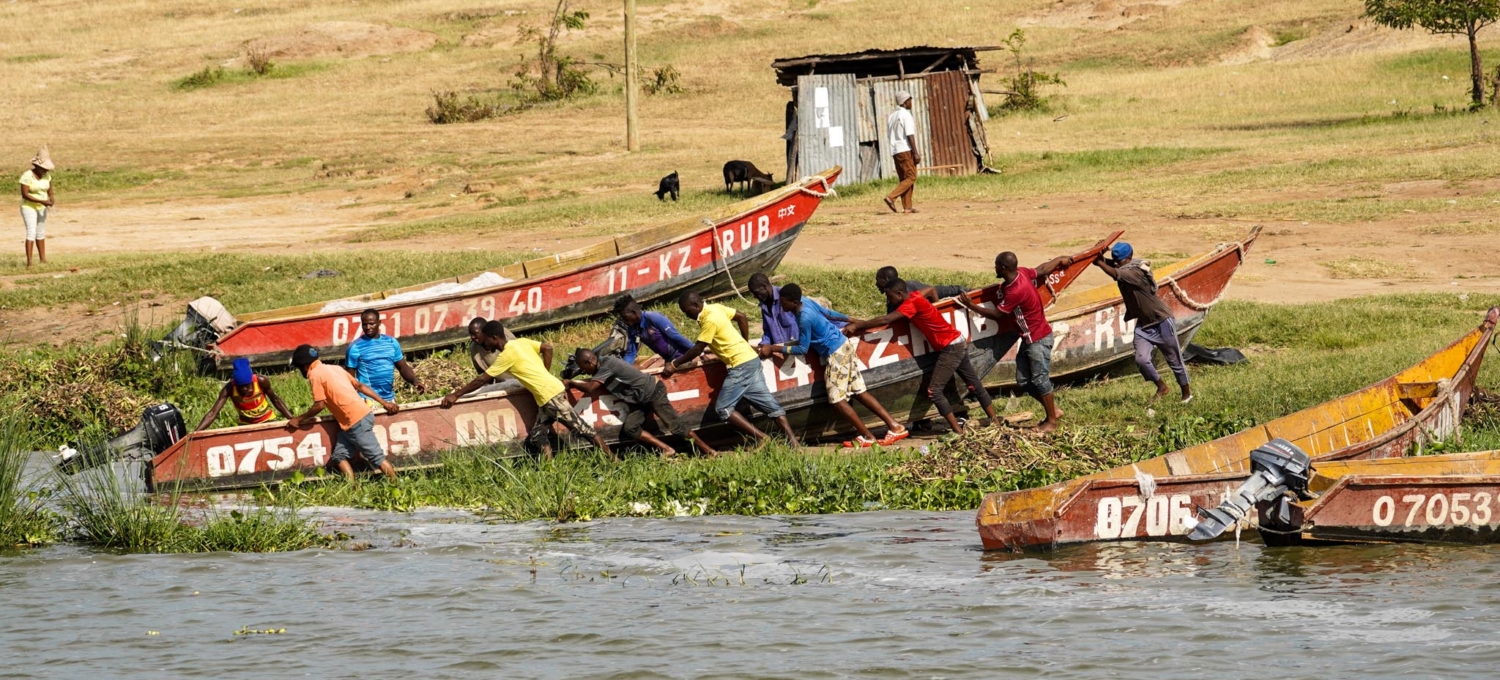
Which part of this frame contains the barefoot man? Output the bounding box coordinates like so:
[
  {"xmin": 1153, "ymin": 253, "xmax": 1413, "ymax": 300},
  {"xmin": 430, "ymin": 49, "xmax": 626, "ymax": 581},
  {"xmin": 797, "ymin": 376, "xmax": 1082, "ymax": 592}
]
[
  {"xmin": 665, "ymin": 291, "xmax": 801, "ymax": 447},
  {"xmin": 1093, "ymin": 242, "xmax": 1192, "ymax": 403},
  {"xmin": 761, "ymin": 283, "xmax": 909, "ymax": 448},
  {"xmin": 958, "ymin": 252, "xmax": 1072, "ymax": 432},
  {"xmin": 845, "ymin": 279, "xmax": 1000, "ymax": 435}
]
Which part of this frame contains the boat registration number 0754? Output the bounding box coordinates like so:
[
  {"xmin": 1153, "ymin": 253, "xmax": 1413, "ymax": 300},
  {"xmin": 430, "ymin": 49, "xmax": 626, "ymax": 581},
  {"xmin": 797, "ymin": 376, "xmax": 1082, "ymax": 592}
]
[
  {"xmin": 1370, "ymin": 492, "xmax": 1498, "ymax": 528},
  {"xmin": 1094, "ymin": 494, "xmax": 1195, "ymax": 539},
  {"xmin": 204, "ymin": 422, "xmax": 421, "ymax": 478}
]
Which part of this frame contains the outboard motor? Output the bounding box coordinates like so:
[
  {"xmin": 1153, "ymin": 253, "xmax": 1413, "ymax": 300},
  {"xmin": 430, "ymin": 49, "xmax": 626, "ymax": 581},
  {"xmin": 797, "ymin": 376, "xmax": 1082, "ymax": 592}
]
[
  {"xmin": 154, "ymin": 296, "xmax": 237, "ymax": 359},
  {"xmin": 1187, "ymin": 438, "xmax": 1314, "ymax": 541},
  {"xmin": 57, "ymin": 404, "xmax": 186, "ymax": 474}
]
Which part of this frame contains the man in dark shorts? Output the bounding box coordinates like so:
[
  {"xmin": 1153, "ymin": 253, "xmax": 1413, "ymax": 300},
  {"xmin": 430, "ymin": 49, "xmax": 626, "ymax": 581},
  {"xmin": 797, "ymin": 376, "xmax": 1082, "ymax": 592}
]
[
  {"xmin": 874, "ymin": 266, "xmax": 967, "ymax": 313},
  {"xmin": 844, "ymin": 278, "xmax": 1000, "ymax": 435},
  {"xmin": 565, "ymin": 348, "xmax": 717, "ymax": 457},
  {"xmin": 958, "ymin": 251, "xmax": 1074, "ymax": 432},
  {"xmin": 1093, "ymin": 242, "xmax": 1192, "ymax": 403}
]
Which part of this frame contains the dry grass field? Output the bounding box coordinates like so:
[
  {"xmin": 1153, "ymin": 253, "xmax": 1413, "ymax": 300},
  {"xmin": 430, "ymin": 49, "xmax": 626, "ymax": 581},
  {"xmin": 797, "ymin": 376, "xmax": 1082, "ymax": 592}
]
[{"xmin": 1, "ymin": 0, "xmax": 1499, "ymax": 334}]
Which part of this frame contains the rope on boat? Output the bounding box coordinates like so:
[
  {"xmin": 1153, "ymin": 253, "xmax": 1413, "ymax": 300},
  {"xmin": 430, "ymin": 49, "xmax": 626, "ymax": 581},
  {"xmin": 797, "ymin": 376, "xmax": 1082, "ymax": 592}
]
[
  {"xmin": 796, "ymin": 175, "xmax": 837, "ymax": 198},
  {"xmin": 1162, "ymin": 241, "xmax": 1245, "ymax": 312},
  {"xmin": 705, "ymin": 218, "xmax": 749, "ymax": 302}
]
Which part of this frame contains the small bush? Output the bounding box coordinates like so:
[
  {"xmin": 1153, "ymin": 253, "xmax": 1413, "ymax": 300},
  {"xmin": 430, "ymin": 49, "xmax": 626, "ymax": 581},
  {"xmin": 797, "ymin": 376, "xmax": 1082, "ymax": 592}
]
[
  {"xmin": 0, "ymin": 418, "xmax": 58, "ymax": 549},
  {"xmin": 175, "ymin": 66, "xmax": 227, "ymax": 91},
  {"xmin": 643, "ymin": 65, "xmax": 685, "ymax": 95},
  {"xmin": 994, "ymin": 29, "xmax": 1065, "ymax": 114},
  {"xmin": 426, "ymin": 90, "xmax": 514, "ymax": 124},
  {"xmin": 244, "ymin": 41, "xmax": 275, "ymax": 76}
]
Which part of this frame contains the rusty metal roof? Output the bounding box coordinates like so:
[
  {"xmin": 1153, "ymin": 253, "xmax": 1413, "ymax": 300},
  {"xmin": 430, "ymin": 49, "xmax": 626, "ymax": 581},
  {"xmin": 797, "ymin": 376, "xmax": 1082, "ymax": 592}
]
[{"xmin": 771, "ymin": 46, "xmax": 998, "ymax": 86}]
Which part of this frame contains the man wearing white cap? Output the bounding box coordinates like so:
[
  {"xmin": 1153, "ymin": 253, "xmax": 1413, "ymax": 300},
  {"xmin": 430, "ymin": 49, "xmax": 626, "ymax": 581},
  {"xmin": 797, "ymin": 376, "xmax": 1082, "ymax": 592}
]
[
  {"xmin": 19, "ymin": 148, "xmax": 54, "ymax": 267},
  {"xmin": 883, "ymin": 91, "xmax": 920, "ymax": 214}
]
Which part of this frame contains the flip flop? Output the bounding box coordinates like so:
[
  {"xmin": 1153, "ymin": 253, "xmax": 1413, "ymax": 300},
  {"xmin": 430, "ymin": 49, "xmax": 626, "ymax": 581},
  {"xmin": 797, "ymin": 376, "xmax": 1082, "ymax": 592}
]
[{"xmin": 883, "ymin": 197, "xmax": 897, "ymax": 213}]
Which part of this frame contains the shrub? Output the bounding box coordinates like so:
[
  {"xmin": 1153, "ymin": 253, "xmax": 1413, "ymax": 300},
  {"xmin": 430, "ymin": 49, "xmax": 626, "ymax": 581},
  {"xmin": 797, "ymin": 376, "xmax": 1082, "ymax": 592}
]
[
  {"xmin": 244, "ymin": 41, "xmax": 275, "ymax": 76},
  {"xmin": 426, "ymin": 90, "xmax": 513, "ymax": 124},
  {"xmin": 994, "ymin": 29, "xmax": 1065, "ymax": 114},
  {"xmin": 175, "ymin": 66, "xmax": 227, "ymax": 91},
  {"xmin": 643, "ymin": 65, "xmax": 685, "ymax": 95}
]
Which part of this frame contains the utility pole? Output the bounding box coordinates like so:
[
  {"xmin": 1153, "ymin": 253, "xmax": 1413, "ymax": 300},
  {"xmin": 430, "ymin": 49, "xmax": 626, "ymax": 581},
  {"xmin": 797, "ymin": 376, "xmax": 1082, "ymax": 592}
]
[{"xmin": 624, "ymin": 0, "xmax": 640, "ymax": 151}]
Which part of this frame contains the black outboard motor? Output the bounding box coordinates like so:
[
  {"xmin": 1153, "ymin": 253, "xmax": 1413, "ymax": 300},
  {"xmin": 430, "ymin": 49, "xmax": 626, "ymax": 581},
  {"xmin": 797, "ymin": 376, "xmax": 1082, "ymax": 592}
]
[
  {"xmin": 1187, "ymin": 438, "xmax": 1314, "ymax": 541},
  {"xmin": 58, "ymin": 404, "xmax": 187, "ymax": 474}
]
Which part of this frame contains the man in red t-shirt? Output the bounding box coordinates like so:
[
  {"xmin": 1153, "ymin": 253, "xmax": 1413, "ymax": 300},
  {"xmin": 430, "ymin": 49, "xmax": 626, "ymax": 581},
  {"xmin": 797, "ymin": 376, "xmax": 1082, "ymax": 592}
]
[
  {"xmin": 844, "ymin": 278, "xmax": 999, "ymax": 435},
  {"xmin": 959, "ymin": 251, "xmax": 1073, "ymax": 431}
]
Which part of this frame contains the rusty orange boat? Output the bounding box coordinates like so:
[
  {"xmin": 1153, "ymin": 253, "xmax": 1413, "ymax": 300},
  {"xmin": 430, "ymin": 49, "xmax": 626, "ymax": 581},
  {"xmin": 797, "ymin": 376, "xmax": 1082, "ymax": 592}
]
[{"xmin": 975, "ymin": 307, "xmax": 1498, "ymax": 551}]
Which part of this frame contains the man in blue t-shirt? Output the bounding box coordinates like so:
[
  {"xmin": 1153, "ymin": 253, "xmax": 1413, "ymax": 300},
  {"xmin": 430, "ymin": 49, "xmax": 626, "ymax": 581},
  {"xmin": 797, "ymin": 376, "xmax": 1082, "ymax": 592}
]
[{"xmin": 345, "ymin": 308, "xmax": 426, "ymax": 401}]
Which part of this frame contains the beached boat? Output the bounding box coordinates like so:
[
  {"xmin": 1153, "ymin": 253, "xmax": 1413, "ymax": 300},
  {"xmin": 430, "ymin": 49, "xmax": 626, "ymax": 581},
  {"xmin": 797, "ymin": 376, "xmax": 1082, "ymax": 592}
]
[
  {"xmin": 146, "ymin": 233, "xmax": 1122, "ymax": 491},
  {"xmin": 1253, "ymin": 451, "xmax": 1500, "ymax": 546},
  {"xmin": 983, "ymin": 226, "xmax": 1258, "ymax": 390},
  {"xmin": 974, "ymin": 307, "xmax": 1498, "ymax": 551},
  {"xmin": 175, "ymin": 169, "xmax": 842, "ymax": 369}
]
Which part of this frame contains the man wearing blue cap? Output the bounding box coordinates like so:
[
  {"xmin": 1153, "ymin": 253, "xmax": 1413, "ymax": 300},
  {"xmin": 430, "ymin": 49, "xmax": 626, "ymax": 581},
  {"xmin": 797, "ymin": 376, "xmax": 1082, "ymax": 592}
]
[
  {"xmin": 1094, "ymin": 243, "xmax": 1192, "ymax": 403},
  {"xmin": 194, "ymin": 357, "xmax": 294, "ymax": 431}
]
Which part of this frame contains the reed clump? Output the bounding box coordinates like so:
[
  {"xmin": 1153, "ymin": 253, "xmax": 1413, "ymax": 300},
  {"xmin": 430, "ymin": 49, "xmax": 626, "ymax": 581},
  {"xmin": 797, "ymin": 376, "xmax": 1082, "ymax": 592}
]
[
  {"xmin": 53, "ymin": 462, "xmax": 324, "ymax": 554},
  {"xmin": 889, "ymin": 426, "xmax": 1141, "ymax": 489},
  {"xmin": 0, "ymin": 418, "xmax": 59, "ymax": 549}
]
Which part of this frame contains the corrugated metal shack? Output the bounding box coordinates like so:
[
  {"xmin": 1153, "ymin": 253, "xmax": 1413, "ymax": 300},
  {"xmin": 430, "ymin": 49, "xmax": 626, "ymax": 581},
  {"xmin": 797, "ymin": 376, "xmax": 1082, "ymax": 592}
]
[{"xmin": 773, "ymin": 46, "xmax": 997, "ymax": 187}]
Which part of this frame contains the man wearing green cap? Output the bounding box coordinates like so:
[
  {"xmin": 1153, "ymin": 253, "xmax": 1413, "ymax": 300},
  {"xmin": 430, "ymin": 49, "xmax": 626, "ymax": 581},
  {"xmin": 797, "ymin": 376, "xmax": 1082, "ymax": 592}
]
[
  {"xmin": 194, "ymin": 357, "xmax": 293, "ymax": 431},
  {"xmin": 1093, "ymin": 242, "xmax": 1192, "ymax": 403}
]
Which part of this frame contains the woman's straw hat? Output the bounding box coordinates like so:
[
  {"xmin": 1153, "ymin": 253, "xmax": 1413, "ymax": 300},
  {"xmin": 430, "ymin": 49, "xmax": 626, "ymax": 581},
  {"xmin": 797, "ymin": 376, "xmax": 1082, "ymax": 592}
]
[{"xmin": 31, "ymin": 147, "xmax": 55, "ymax": 171}]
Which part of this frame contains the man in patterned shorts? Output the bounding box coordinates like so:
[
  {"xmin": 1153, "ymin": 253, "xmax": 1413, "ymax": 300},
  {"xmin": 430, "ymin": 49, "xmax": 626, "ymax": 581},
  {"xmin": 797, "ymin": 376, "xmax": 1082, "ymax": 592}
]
[
  {"xmin": 760, "ymin": 283, "xmax": 909, "ymax": 448},
  {"xmin": 441, "ymin": 320, "xmax": 612, "ymax": 459}
]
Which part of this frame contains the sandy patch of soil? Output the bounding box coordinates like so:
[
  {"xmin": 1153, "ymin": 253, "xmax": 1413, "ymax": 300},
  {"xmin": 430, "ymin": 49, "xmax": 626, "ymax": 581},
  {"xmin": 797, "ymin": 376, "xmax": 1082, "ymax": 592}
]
[
  {"xmin": 1018, "ymin": 0, "xmax": 1194, "ymax": 31},
  {"xmin": 238, "ymin": 22, "xmax": 439, "ymax": 63}
]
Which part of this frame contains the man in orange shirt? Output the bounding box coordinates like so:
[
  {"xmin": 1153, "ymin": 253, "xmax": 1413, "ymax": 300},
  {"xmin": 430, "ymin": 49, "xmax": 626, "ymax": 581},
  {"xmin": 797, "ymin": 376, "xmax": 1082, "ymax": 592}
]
[{"xmin": 288, "ymin": 344, "xmax": 401, "ymax": 482}]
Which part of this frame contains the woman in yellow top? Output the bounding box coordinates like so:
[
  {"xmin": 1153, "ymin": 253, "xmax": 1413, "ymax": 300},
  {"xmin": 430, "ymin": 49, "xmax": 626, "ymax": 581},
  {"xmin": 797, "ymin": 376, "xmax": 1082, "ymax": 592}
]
[
  {"xmin": 19, "ymin": 148, "xmax": 54, "ymax": 268},
  {"xmin": 664, "ymin": 290, "xmax": 800, "ymax": 447}
]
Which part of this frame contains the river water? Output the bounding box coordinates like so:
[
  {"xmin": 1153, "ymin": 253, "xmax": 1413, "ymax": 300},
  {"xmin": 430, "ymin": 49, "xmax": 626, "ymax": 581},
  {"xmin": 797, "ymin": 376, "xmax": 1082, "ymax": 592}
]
[{"xmin": 4, "ymin": 508, "xmax": 1500, "ymax": 679}]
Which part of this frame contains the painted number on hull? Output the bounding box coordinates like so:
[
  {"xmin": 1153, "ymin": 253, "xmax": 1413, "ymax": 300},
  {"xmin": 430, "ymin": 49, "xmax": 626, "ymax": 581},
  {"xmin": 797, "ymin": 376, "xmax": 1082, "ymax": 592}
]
[
  {"xmin": 1371, "ymin": 492, "xmax": 1496, "ymax": 528},
  {"xmin": 454, "ymin": 409, "xmax": 522, "ymax": 445},
  {"xmin": 1094, "ymin": 494, "xmax": 1195, "ymax": 539},
  {"xmin": 206, "ymin": 433, "xmax": 330, "ymax": 478}
]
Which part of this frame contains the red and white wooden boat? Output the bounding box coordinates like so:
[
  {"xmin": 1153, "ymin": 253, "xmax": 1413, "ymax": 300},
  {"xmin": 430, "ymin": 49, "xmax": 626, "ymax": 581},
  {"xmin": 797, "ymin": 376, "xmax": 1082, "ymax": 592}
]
[
  {"xmin": 181, "ymin": 169, "xmax": 842, "ymax": 369},
  {"xmin": 984, "ymin": 226, "xmax": 1258, "ymax": 389},
  {"xmin": 146, "ymin": 233, "xmax": 1123, "ymax": 491},
  {"xmin": 974, "ymin": 307, "xmax": 1498, "ymax": 551}
]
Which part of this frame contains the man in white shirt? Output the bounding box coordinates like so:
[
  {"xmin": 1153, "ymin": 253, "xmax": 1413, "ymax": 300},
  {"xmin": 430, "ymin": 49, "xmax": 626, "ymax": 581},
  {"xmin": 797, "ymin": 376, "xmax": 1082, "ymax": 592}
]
[{"xmin": 883, "ymin": 91, "xmax": 921, "ymax": 214}]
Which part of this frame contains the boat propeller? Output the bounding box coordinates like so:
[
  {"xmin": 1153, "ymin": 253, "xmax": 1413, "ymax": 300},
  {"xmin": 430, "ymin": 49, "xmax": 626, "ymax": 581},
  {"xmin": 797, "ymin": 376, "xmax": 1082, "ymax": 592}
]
[{"xmin": 1187, "ymin": 438, "xmax": 1315, "ymax": 541}]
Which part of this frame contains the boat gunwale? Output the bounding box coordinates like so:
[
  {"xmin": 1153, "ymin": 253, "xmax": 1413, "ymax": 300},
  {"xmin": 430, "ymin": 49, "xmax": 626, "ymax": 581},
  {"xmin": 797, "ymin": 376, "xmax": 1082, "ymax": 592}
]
[
  {"xmin": 219, "ymin": 169, "xmax": 841, "ymax": 332},
  {"xmin": 1043, "ymin": 226, "xmax": 1259, "ymax": 321}
]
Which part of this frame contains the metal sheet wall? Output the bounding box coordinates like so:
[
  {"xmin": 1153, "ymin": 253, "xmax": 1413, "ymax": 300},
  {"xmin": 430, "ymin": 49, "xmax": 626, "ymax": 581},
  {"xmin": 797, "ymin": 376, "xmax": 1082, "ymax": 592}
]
[
  {"xmin": 795, "ymin": 74, "xmax": 861, "ymax": 187},
  {"xmin": 925, "ymin": 70, "xmax": 978, "ymax": 176},
  {"xmin": 872, "ymin": 78, "xmax": 934, "ymax": 179}
]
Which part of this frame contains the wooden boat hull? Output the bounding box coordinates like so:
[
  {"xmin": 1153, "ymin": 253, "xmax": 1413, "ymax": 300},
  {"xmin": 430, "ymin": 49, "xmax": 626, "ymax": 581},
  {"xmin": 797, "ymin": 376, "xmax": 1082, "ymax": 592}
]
[
  {"xmin": 207, "ymin": 169, "xmax": 842, "ymax": 368},
  {"xmin": 149, "ymin": 234, "xmax": 1123, "ymax": 491},
  {"xmin": 1259, "ymin": 452, "xmax": 1500, "ymax": 546},
  {"xmin": 975, "ymin": 307, "xmax": 1499, "ymax": 551},
  {"xmin": 984, "ymin": 227, "xmax": 1256, "ymax": 391}
]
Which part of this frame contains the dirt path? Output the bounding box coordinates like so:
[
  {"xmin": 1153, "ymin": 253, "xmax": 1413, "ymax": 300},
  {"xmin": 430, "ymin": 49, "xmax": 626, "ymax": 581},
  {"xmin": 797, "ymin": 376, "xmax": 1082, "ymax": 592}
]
[{"xmin": 12, "ymin": 178, "xmax": 1498, "ymax": 347}]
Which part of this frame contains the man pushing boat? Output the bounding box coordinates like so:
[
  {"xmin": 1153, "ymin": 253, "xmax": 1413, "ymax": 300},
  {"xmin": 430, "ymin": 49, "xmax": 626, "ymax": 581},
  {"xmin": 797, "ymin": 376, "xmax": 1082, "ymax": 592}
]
[
  {"xmin": 565, "ymin": 348, "xmax": 718, "ymax": 458},
  {"xmin": 874, "ymin": 266, "xmax": 967, "ymax": 313},
  {"xmin": 441, "ymin": 320, "xmax": 613, "ymax": 459},
  {"xmin": 666, "ymin": 291, "xmax": 801, "ymax": 447},
  {"xmin": 288, "ymin": 345, "xmax": 400, "ymax": 482},
  {"xmin": 760, "ymin": 283, "xmax": 908, "ymax": 448},
  {"xmin": 1091, "ymin": 242, "xmax": 1192, "ymax": 403},
  {"xmin": 194, "ymin": 357, "xmax": 293, "ymax": 431},
  {"xmin": 844, "ymin": 278, "xmax": 1000, "ymax": 435},
  {"xmin": 957, "ymin": 252, "xmax": 1072, "ymax": 432}
]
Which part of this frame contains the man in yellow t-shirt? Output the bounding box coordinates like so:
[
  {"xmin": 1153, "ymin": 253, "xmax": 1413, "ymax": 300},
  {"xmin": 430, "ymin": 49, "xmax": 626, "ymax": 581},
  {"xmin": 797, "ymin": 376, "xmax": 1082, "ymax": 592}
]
[
  {"xmin": 441, "ymin": 320, "xmax": 611, "ymax": 459},
  {"xmin": 663, "ymin": 290, "xmax": 800, "ymax": 447}
]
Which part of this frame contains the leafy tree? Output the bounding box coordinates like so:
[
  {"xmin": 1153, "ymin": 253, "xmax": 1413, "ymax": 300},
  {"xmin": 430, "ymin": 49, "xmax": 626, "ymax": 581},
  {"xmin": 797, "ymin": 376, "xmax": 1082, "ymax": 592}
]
[{"xmin": 1364, "ymin": 0, "xmax": 1500, "ymax": 107}]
